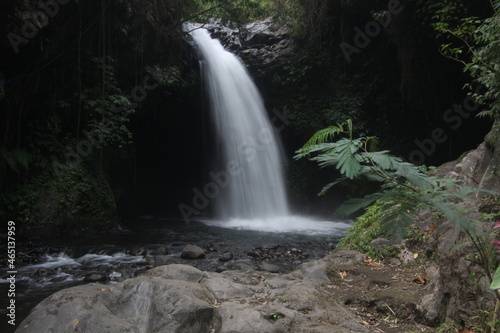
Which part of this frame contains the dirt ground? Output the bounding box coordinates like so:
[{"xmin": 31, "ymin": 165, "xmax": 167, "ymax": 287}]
[{"xmin": 321, "ymin": 255, "xmax": 437, "ymax": 333}]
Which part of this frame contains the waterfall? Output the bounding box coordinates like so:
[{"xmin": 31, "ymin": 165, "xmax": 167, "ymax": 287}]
[{"xmin": 188, "ymin": 26, "xmax": 289, "ymax": 220}]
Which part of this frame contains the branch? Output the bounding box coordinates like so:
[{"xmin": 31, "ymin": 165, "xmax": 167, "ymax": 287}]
[
  {"xmin": 441, "ymin": 28, "xmax": 499, "ymax": 75},
  {"xmin": 168, "ymin": 5, "xmax": 222, "ymax": 30}
]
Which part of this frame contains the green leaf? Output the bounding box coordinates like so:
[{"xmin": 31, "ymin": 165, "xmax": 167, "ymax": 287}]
[
  {"xmin": 490, "ymin": 266, "xmax": 500, "ymax": 290},
  {"xmin": 300, "ymin": 125, "xmax": 344, "ymax": 155},
  {"xmin": 428, "ymin": 198, "xmax": 476, "ymax": 233},
  {"xmin": 334, "ymin": 138, "xmax": 361, "ymax": 179},
  {"xmin": 336, "ymin": 192, "xmax": 384, "ymax": 216}
]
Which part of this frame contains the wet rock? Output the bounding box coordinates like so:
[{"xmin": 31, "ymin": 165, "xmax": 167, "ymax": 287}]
[
  {"xmin": 261, "ymin": 243, "xmax": 279, "ymax": 250},
  {"xmin": 151, "ymin": 247, "xmax": 168, "ymax": 255},
  {"xmin": 84, "ymin": 272, "xmax": 108, "ymax": 282},
  {"xmin": 108, "ymin": 271, "xmax": 122, "ymax": 281},
  {"xmin": 130, "ymin": 248, "xmax": 146, "ymax": 256},
  {"xmin": 218, "ymin": 251, "xmax": 233, "ymax": 262},
  {"xmin": 181, "ymin": 244, "xmax": 205, "ymax": 259},
  {"xmin": 247, "ymin": 250, "xmax": 261, "ymax": 258},
  {"xmin": 136, "ymin": 256, "xmax": 154, "ymax": 265},
  {"xmin": 258, "ymin": 262, "xmax": 280, "ymax": 273},
  {"xmin": 34, "ymin": 267, "xmax": 56, "ymax": 277}
]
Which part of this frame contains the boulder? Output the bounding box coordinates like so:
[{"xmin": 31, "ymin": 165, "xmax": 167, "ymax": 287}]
[
  {"xmin": 84, "ymin": 272, "xmax": 108, "ymax": 283},
  {"xmin": 181, "ymin": 244, "xmax": 205, "ymax": 259},
  {"xmin": 218, "ymin": 251, "xmax": 233, "ymax": 262},
  {"xmin": 33, "ymin": 267, "xmax": 56, "ymax": 277},
  {"xmin": 17, "ymin": 260, "xmax": 368, "ymax": 333}
]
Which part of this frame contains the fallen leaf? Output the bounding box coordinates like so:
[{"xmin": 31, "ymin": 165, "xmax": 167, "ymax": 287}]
[
  {"xmin": 98, "ymin": 288, "xmax": 107, "ymax": 291},
  {"xmin": 411, "ymin": 275, "xmax": 427, "ymax": 285},
  {"xmin": 428, "ymin": 223, "xmax": 437, "ymax": 235},
  {"xmin": 458, "ymin": 328, "xmax": 475, "ymax": 333},
  {"xmin": 72, "ymin": 319, "xmax": 80, "ymax": 325},
  {"xmin": 363, "ymin": 258, "xmax": 382, "ymax": 266}
]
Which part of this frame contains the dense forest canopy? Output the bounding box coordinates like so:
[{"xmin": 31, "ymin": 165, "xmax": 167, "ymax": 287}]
[{"xmin": 0, "ymin": 0, "xmax": 498, "ymax": 232}]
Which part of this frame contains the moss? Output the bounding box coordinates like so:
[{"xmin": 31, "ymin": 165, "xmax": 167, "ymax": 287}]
[
  {"xmin": 1, "ymin": 164, "xmax": 116, "ymax": 236},
  {"xmin": 336, "ymin": 201, "xmax": 387, "ymax": 258}
]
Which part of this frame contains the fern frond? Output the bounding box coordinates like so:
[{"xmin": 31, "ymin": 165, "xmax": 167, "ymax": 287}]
[
  {"xmin": 318, "ymin": 178, "xmax": 346, "ymax": 196},
  {"xmin": 334, "ymin": 138, "xmax": 362, "ymax": 178},
  {"xmin": 346, "ymin": 119, "xmax": 353, "ymax": 139},
  {"xmin": 427, "ymin": 197, "xmax": 477, "ymax": 234},
  {"xmin": 363, "ymin": 151, "xmax": 401, "ymax": 170},
  {"xmin": 294, "ymin": 143, "xmax": 338, "ymax": 160},
  {"xmin": 300, "ymin": 125, "xmax": 345, "ymax": 155},
  {"xmin": 365, "ymin": 136, "xmax": 379, "ymax": 151},
  {"xmin": 336, "ymin": 192, "xmax": 385, "ymax": 216}
]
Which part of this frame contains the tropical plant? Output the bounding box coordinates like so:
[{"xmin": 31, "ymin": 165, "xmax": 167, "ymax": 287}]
[
  {"xmin": 294, "ymin": 120, "xmax": 500, "ymax": 314},
  {"xmin": 294, "ymin": 119, "xmax": 488, "ymax": 237}
]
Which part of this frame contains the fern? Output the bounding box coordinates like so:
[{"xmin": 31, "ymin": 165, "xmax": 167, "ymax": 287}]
[
  {"xmin": 300, "ymin": 124, "xmax": 344, "ymax": 155},
  {"xmin": 294, "ymin": 119, "xmax": 496, "ymax": 238}
]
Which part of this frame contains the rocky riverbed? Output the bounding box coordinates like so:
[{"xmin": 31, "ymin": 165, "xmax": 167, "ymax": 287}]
[{"xmin": 14, "ymin": 249, "xmax": 441, "ymax": 333}]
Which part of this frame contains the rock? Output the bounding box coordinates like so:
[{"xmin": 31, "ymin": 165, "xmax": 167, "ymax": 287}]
[
  {"xmin": 247, "ymin": 250, "xmax": 261, "ymax": 258},
  {"xmin": 258, "ymin": 262, "xmax": 280, "ymax": 273},
  {"xmin": 419, "ymin": 265, "xmax": 443, "ymax": 325},
  {"xmin": 143, "ymin": 264, "xmax": 205, "ymax": 283},
  {"xmin": 181, "ymin": 244, "xmax": 205, "ymax": 259},
  {"xmin": 197, "ymin": 17, "xmax": 297, "ymax": 69},
  {"xmin": 17, "ymin": 277, "xmax": 217, "ymax": 333},
  {"xmin": 135, "ymin": 256, "xmax": 154, "ymax": 265},
  {"xmin": 18, "ymin": 263, "xmax": 369, "ymax": 333},
  {"xmin": 215, "ymin": 265, "xmax": 229, "ymax": 273},
  {"xmin": 370, "ymin": 238, "xmax": 392, "ymax": 251},
  {"xmin": 399, "ymin": 249, "xmax": 415, "ymax": 264},
  {"xmin": 201, "ymin": 273, "xmax": 254, "ymax": 299},
  {"xmin": 83, "ymin": 272, "xmax": 108, "ymax": 282},
  {"xmin": 291, "ymin": 260, "xmax": 329, "ymax": 284},
  {"xmin": 389, "ymin": 258, "xmax": 401, "ymax": 266},
  {"xmin": 108, "ymin": 271, "xmax": 122, "ymax": 281},
  {"xmin": 218, "ymin": 251, "xmax": 233, "ymax": 262},
  {"xmin": 153, "ymin": 255, "xmax": 177, "ymax": 266},
  {"xmin": 151, "ymin": 246, "xmax": 168, "ymax": 255},
  {"xmin": 34, "ymin": 267, "xmax": 55, "ymax": 277},
  {"xmin": 261, "ymin": 243, "xmax": 279, "ymax": 250},
  {"xmin": 231, "ymin": 262, "xmax": 255, "ymax": 271}
]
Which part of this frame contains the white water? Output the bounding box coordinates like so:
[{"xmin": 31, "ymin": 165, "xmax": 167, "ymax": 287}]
[
  {"xmin": 202, "ymin": 216, "xmax": 352, "ymax": 236},
  {"xmin": 189, "ymin": 26, "xmax": 289, "ymax": 219}
]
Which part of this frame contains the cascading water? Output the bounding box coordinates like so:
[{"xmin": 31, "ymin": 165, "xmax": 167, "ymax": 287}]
[
  {"xmin": 184, "ymin": 24, "xmax": 350, "ymax": 235},
  {"xmin": 188, "ymin": 26, "xmax": 289, "ymax": 220}
]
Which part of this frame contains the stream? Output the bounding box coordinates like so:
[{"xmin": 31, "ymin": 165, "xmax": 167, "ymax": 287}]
[{"xmin": 1, "ymin": 216, "xmax": 350, "ymax": 332}]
